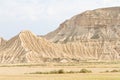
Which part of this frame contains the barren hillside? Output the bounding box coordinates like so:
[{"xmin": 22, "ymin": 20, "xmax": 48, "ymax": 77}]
[
  {"xmin": 0, "ymin": 7, "xmax": 120, "ymax": 63},
  {"xmin": 45, "ymin": 7, "xmax": 120, "ymax": 43}
]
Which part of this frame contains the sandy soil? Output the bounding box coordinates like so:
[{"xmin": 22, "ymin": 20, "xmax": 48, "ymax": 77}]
[
  {"xmin": 0, "ymin": 64, "xmax": 119, "ymax": 80},
  {"xmin": 0, "ymin": 73, "xmax": 120, "ymax": 80},
  {"xmin": 0, "ymin": 66, "xmax": 119, "ymax": 75}
]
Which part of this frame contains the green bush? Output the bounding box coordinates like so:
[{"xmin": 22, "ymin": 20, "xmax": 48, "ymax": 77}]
[{"xmin": 79, "ymin": 69, "xmax": 92, "ymax": 73}]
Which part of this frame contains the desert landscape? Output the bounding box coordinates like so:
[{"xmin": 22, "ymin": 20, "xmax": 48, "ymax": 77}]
[
  {"xmin": 0, "ymin": 62, "xmax": 120, "ymax": 80},
  {"xmin": 0, "ymin": 6, "xmax": 120, "ymax": 80}
]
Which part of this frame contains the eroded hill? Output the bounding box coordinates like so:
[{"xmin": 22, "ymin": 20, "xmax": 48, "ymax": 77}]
[
  {"xmin": 45, "ymin": 7, "xmax": 120, "ymax": 43},
  {"xmin": 0, "ymin": 7, "xmax": 120, "ymax": 63}
]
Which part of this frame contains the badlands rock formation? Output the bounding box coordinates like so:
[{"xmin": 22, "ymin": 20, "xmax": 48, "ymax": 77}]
[
  {"xmin": 0, "ymin": 7, "xmax": 120, "ymax": 63},
  {"xmin": 0, "ymin": 30, "xmax": 98, "ymax": 63},
  {"xmin": 45, "ymin": 7, "xmax": 120, "ymax": 43}
]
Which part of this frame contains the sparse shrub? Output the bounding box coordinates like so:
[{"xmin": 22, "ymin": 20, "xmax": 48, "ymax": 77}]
[
  {"xmin": 111, "ymin": 69, "xmax": 119, "ymax": 72},
  {"xmin": 102, "ymin": 69, "xmax": 120, "ymax": 73},
  {"xmin": 68, "ymin": 71, "xmax": 80, "ymax": 73},
  {"xmin": 49, "ymin": 70, "xmax": 58, "ymax": 74},
  {"xmin": 49, "ymin": 69, "xmax": 65, "ymax": 74},
  {"xmin": 58, "ymin": 69, "xmax": 64, "ymax": 74},
  {"xmin": 79, "ymin": 69, "xmax": 92, "ymax": 73},
  {"xmin": 32, "ymin": 69, "xmax": 65, "ymax": 74},
  {"xmin": 68, "ymin": 71, "xmax": 75, "ymax": 73},
  {"xmin": 35, "ymin": 72, "xmax": 42, "ymax": 74},
  {"xmin": 105, "ymin": 70, "xmax": 109, "ymax": 73},
  {"xmin": 30, "ymin": 69, "xmax": 93, "ymax": 74}
]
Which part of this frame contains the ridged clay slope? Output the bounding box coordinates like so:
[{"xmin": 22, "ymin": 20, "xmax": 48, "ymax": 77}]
[
  {"xmin": 0, "ymin": 31, "xmax": 87, "ymax": 63},
  {"xmin": 0, "ymin": 30, "xmax": 101, "ymax": 63},
  {"xmin": 0, "ymin": 30, "xmax": 60, "ymax": 63},
  {"xmin": 0, "ymin": 30, "xmax": 119, "ymax": 63}
]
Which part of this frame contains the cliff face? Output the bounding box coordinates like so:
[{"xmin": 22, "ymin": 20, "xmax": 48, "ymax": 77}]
[
  {"xmin": 44, "ymin": 7, "xmax": 120, "ymax": 43},
  {"xmin": 0, "ymin": 7, "xmax": 120, "ymax": 63}
]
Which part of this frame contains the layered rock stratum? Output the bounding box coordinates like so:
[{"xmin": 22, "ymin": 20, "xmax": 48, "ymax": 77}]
[{"xmin": 0, "ymin": 7, "xmax": 120, "ymax": 63}]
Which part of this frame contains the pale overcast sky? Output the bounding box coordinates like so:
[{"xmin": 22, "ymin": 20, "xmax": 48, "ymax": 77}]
[{"xmin": 0, "ymin": 0, "xmax": 120, "ymax": 39}]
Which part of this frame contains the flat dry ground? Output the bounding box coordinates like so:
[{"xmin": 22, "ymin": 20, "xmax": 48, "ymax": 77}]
[
  {"xmin": 0, "ymin": 73, "xmax": 120, "ymax": 80},
  {"xmin": 0, "ymin": 66, "xmax": 120, "ymax": 74},
  {"xmin": 0, "ymin": 62, "xmax": 120, "ymax": 80}
]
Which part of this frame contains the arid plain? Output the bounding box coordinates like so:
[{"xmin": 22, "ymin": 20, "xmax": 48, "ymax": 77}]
[
  {"xmin": 0, "ymin": 62, "xmax": 120, "ymax": 80},
  {"xmin": 0, "ymin": 7, "xmax": 120, "ymax": 80}
]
